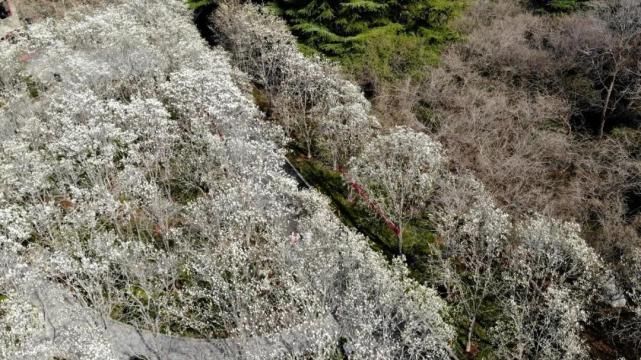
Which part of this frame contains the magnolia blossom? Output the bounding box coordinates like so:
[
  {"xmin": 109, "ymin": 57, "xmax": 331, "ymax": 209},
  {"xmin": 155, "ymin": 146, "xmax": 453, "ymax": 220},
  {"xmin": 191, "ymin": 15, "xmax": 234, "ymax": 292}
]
[
  {"xmin": 432, "ymin": 176, "xmax": 511, "ymax": 354},
  {"xmin": 349, "ymin": 127, "xmax": 444, "ymax": 253},
  {"xmin": 214, "ymin": 2, "xmax": 376, "ymax": 166},
  {"xmin": 489, "ymin": 215, "xmax": 604, "ymax": 359}
]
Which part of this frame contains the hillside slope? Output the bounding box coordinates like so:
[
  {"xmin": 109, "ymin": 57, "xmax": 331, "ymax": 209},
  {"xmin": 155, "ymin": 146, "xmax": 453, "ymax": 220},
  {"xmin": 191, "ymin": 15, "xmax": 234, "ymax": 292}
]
[
  {"xmin": 0, "ymin": 1, "xmax": 452, "ymax": 358},
  {"xmin": 2, "ymin": 0, "xmax": 640, "ymax": 359}
]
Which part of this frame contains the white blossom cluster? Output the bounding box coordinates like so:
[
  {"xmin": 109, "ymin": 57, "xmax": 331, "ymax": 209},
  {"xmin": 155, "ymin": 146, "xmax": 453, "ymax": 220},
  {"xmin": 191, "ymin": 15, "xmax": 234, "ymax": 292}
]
[
  {"xmin": 490, "ymin": 215, "xmax": 605, "ymax": 359},
  {"xmin": 0, "ymin": 0, "xmax": 453, "ymax": 358},
  {"xmin": 602, "ymin": 248, "xmax": 641, "ymax": 350},
  {"xmin": 290, "ymin": 192, "xmax": 454, "ymax": 358},
  {"xmin": 348, "ymin": 127, "xmax": 444, "ymax": 253},
  {"xmin": 213, "ymin": 2, "xmax": 376, "ymax": 168},
  {"xmin": 426, "ymin": 172, "xmax": 606, "ymax": 358},
  {"xmin": 0, "ymin": 237, "xmax": 119, "ymax": 359},
  {"xmin": 431, "ymin": 172, "xmax": 615, "ymax": 359}
]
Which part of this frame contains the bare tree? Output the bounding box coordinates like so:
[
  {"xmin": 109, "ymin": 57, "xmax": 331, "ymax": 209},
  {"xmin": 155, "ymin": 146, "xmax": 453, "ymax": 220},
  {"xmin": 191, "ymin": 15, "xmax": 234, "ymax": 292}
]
[{"xmin": 592, "ymin": 0, "xmax": 641, "ymax": 138}]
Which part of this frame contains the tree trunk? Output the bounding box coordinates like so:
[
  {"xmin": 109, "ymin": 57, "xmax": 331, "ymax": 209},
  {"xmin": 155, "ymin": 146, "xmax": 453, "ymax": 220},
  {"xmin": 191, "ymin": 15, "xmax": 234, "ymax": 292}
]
[
  {"xmin": 465, "ymin": 315, "xmax": 477, "ymax": 354},
  {"xmin": 398, "ymin": 225, "xmax": 403, "ymax": 255},
  {"xmin": 599, "ymin": 70, "xmax": 618, "ymax": 139}
]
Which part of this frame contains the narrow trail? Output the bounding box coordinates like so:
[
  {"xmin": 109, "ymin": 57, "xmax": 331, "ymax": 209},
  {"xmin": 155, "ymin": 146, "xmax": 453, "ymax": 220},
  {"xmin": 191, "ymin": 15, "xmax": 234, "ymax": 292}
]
[{"xmin": 28, "ymin": 281, "xmax": 340, "ymax": 360}]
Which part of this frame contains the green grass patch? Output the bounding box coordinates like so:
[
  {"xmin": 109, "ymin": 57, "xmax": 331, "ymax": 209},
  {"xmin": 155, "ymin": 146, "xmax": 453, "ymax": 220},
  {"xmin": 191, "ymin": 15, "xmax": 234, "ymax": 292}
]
[
  {"xmin": 23, "ymin": 75, "xmax": 40, "ymax": 98},
  {"xmin": 271, "ymin": 0, "xmax": 465, "ymax": 89},
  {"xmin": 288, "ymin": 154, "xmax": 437, "ymax": 257}
]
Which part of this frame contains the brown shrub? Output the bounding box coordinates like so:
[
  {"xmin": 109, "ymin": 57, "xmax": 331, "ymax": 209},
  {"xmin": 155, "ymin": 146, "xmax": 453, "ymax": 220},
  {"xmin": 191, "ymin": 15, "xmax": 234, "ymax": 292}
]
[
  {"xmin": 424, "ymin": 54, "xmax": 577, "ymax": 216},
  {"xmin": 423, "ymin": 0, "xmax": 641, "ymax": 265},
  {"xmin": 371, "ymin": 78, "xmax": 422, "ymax": 128}
]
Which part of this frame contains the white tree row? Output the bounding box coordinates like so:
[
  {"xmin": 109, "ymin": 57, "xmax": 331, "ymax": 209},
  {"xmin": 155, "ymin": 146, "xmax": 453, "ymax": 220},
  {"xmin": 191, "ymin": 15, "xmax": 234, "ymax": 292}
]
[
  {"xmin": 0, "ymin": 0, "xmax": 454, "ymax": 359},
  {"xmin": 213, "ymin": 2, "xmax": 376, "ymax": 168},
  {"xmin": 349, "ymin": 133, "xmax": 607, "ymax": 358}
]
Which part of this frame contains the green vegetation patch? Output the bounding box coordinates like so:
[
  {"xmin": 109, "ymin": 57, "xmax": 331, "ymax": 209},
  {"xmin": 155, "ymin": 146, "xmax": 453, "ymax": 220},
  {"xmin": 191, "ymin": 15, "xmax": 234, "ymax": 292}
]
[
  {"xmin": 288, "ymin": 154, "xmax": 437, "ymax": 257},
  {"xmin": 186, "ymin": 0, "xmax": 465, "ymax": 91},
  {"xmin": 273, "ymin": 0, "xmax": 465, "ymax": 83},
  {"xmin": 530, "ymin": 0, "xmax": 590, "ymax": 12}
]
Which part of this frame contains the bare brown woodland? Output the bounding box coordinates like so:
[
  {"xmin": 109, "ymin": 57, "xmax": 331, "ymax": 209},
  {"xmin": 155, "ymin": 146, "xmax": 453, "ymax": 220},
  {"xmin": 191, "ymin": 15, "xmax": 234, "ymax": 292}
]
[
  {"xmin": 345, "ymin": 1, "xmax": 641, "ymax": 354},
  {"xmin": 362, "ymin": 0, "xmax": 641, "ymax": 268},
  {"xmin": 414, "ymin": 1, "xmax": 641, "ymax": 354}
]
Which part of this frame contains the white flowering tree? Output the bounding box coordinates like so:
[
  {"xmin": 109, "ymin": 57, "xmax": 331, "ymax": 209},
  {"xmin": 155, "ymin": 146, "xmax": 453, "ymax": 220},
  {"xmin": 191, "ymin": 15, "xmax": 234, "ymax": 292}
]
[
  {"xmin": 490, "ymin": 216, "xmax": 603, "ymax": 359},
  {"xmin": 603, "ymin": 249, "xmax": 641, "ymax": 352},
  {"xmin": 433, "ymin": 176, "xmax": 511, "ymax": 355},
  {"xmin": 318, "ymin": 96, "xmax": 375, "ymax": 170},
  {"xmin": 292, "ymin": 192, "xmax": 455, "ymax": 359},
  {"xmin": 349, "ymin": 127, "xmax": 443, "ymax": 253},
  {"xmin": 214, "ymin": 2, "xmax": 375, "ymax": 167}
]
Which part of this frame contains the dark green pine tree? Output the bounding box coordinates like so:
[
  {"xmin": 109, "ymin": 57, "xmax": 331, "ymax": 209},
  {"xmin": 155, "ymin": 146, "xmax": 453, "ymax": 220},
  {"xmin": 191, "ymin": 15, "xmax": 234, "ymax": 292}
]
[
  {"xmin": 530, "ymin": 0, "xmax": 589, "ymax": 12},
  {"xmin": 274, "ymin": 0, "xmax": 462, "ymax": 57},
  {"xmin": 275, "ymin": 0, "xmax": 388, "ymax": 55}
]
